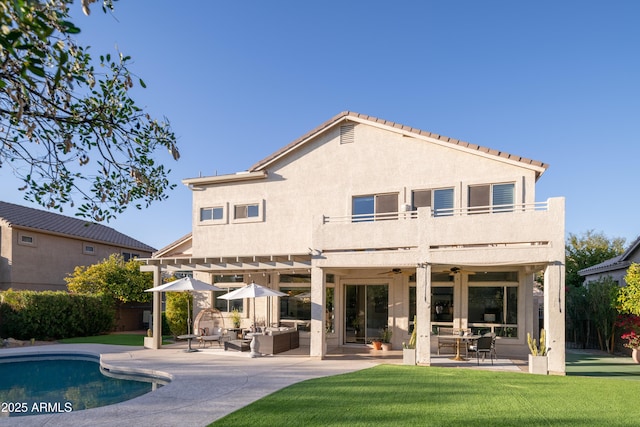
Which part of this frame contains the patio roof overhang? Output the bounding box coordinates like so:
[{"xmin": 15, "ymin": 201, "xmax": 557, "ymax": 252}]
[{"xmin": 139, "ymin": 254, "xmax": 313, "ymax": 275}]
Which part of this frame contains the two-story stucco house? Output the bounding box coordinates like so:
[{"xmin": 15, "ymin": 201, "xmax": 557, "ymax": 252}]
[
  {"xmin": 142, "ymin": 112, "xmax": 566, "ymax": 374},
  {"xmin": 0, "ymin": 201, "xmax": 155, "ymax": 292}
]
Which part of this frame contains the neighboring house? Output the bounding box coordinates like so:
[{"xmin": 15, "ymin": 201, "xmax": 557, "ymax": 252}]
[
  {"xmin": 153, "ymin": 232, "xmax": 193, "ymax": 259},
  {"xmin": 0, "ymin": 201, "xmax": 155, "ymax": 292},
  {"xmin": 142, "ymin": 111, "xmax": 566, "ymax": 373},
  {"xmin": 579, "ymin": 236, "xmax": 640, "ymax": 286}
]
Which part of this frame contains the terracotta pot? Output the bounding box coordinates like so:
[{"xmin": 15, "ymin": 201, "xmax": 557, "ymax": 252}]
[
  {"xmin": 632, "ymin": 348, "xmax": 640, "ymax": 364},
  {"xmin": 372, "ymin": 340, "xmax": 382, "ymax": 350}
]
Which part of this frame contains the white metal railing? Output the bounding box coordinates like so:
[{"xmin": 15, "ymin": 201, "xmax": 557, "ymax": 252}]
[{"xmin": 323, "ymin": 201, "xmax": 549, "ymax": 224}]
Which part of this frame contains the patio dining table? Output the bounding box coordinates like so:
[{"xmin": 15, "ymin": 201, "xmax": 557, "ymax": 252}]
[{"xmin": 438, "ymin": 334, "xmax": 481, "ymax": 361}]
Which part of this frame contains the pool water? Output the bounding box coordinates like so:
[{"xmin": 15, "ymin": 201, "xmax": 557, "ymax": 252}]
[{"xmin": 0, "ymin": 355, "xmax": 164, "ymax": 417}]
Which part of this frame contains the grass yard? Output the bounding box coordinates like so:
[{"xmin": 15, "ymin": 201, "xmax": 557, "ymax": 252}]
[
  {"xmin": 211, "ymin": 364, "xmax": 640, "ymax": 426},
  {"xmin": 59, "ymin": 333, "xmax": 173, "ymax": 346},
  {"xmin": 566, "ymin": 350, "xmax": 640, "ymax": 380}
]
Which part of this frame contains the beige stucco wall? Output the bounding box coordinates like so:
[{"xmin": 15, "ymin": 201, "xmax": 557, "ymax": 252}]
[{"xmin": 190, "ymin": 122, "xmax": 541, "ymax": 257}]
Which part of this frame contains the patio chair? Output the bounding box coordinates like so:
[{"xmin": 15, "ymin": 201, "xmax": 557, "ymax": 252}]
[
  {"xmin": 193, "ymin": 308, "xmax": 227, "ymax": 348},
  {"xmin": 468, "ymin": 335, "xmax": 495, "ymax": 365},
  {"xmin": 437, "ymin": 327, "xmax": 456, "ymax": 355},
  {"xmin": 196, "ymin": 326, "xmax": 225, "ymax": 348}
]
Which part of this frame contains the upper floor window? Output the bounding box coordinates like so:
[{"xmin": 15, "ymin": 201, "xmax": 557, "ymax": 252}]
[
  {"xmin": 200, "ymin": 206, "xmax": 225, "ymax": 222},
  {"xmin": 412, "ymin": 188, "xmax": 454, "ymax": 217},
  {"xmin": 83, "ymin": 244, "xmax": 96, "ymax": 255},
  {"xmin": 468, "ymin": 183, "xmax": 514, "ymax": 214},
  {"xmin": 352, "ymin": 193, "xmax": 398, "ymax": 222},
  {"xmin": 232, "ymin": 201, "xmax": 263, "ymax": 223}
]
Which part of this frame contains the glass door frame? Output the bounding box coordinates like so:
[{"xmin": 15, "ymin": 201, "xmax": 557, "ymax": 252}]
[{"xmin": 342, "ymin": 279, "xmax": 390, "ymax": 345}]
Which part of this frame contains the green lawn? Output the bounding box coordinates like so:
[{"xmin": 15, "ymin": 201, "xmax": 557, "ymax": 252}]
[
  {"xmin": 211, "ymin": 364, "xmax": 640, "ymax": 426},
  {"xmin": 566, "ymin": 350, "xmax": 640, "ymax": 380},
  {"xmin": 59, "ymin": 334, "xmax": 172, "ymax": 346}
]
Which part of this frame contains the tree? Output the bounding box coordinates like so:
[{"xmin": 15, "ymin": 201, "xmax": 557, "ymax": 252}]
[
  {"xmin": 585, "ymin": 277, "xmax": 619, "ymax": 353},
  {"xmin": 565, "ymin": 230, "xmax": 625, "ymax": 348},
  {"xmin": 618, "ymin": 263, "xmax": 640, "ymax": 315},
  {"xmin": 1, "ymin": 0, "xmax": 179, "ymax": 222},
  {"xmin": 565, "ymin": 230, "xmax": 626, "ymax": 288},
  {"xmin": 65, "ymin": 253, "xmax": 152, "ymax": 304}
]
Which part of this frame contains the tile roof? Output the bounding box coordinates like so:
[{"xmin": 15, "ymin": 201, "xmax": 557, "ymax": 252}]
[
  {"xmin": 250, "ymin": 111, "xmax": 549, "ymax": 175},
  {"xmin": 579, "ymin": 235, "xmax": 640, "ymax": 276},
  {"xmin": 153, "ymin": 232, "xmax": 192, "ymax": 258},
  {"xmin": 0, "ymin": 201, "xmax": 155, "ymax": 252}
]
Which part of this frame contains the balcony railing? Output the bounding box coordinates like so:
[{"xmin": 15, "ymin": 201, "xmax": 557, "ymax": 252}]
[{"xmin": 323, "ymin": 201, "xmax": 549, "ymax": 224}]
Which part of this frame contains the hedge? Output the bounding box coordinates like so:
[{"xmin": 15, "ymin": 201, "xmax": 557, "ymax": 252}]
[{"xmin": 0, "ymin": 290, "xmax": 114, "ymax": 340}]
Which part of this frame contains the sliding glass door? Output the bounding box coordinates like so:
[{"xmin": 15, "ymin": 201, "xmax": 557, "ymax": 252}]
[{"xmin": 344, "ymin": 284, "xmax": 388, "ymax": 344}]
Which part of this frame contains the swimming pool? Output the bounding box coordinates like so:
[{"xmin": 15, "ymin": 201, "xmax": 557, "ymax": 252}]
[{"xmin": 0, "ymin": 353, "xmax": 168, "ymax": 417}]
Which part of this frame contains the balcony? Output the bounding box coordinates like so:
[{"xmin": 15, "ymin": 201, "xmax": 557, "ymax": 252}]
[{"xmin": 314, "ymin": 197, "xmax": 564, "ymax": 265}]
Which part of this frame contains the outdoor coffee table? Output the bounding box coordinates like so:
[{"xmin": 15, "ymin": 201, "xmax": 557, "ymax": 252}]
[{"xmin": 224, "ymin": 339, "xmax": 251, "ymax": 352}]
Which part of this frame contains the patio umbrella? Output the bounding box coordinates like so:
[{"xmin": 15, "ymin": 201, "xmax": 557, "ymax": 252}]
[
  {"xmin": 217, "ymin": 282, "xmax": 287, "ymax": 330},
  {"xmin": 145, "ymin": 277, "xmax": 224, "ymax": 335}
]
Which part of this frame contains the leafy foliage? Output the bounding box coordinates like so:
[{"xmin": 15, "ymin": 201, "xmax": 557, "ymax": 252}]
[
  {"xmin": 165, "ymin": 291, "xmax": 191, "ymax": 337},
  {"xmin": 565, "ymin": 230, "xmax": 625, "ymax": 288},
  {"xmin": 586, "ymin": 277, "xmax": 619, "ymax": 352},
  {"xmin": 616, "ymin": 314, "xmax": 640, "ymax": 349},
  {"xmin": 0, "ymin": 0, "xmax": 179, "ymax": 221},
  {"xmin": 0, "ymin": 289, "xmax": 114, "ymax": 339},
  {"xmin": 618, "ymin": 263, "xmax": 640, "ymax": 315},
  {"xmin": 65, "ymin": 253, "xmax": 152, "ymax": 304}
]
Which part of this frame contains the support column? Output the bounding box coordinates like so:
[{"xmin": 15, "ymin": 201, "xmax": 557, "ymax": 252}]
[
  {"xmin": 141, "ymin": 264, "xmax": 162, "ymax": 349},
  {"xmin": 310, "ymin": 266, "xmax": 326, "ymax": 359},
  {"xmin": 544, "ymin": 261, "xmax": 566, "ymax": 375},
  {"xmin": 416, "ymin": 263, "xmax": 432, "ymax": 365}
]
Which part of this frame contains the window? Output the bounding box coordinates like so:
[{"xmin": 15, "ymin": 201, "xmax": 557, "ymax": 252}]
[
  {"xmin": 122, "ymin": 252, "xmax": 140, "ymax": 262},
  {"xmin": 232, "ymin": 202, "xmax": 262, "ymax": 223},
  {"xmin": 412, "ymin": 188, "xmax": 454, "ymax": 217},
  {"xmin": 468, "ymin": 183, "xmax": 514, "ymax": 213},
  {"xmin": 326, "ymin": 287, "xmax": 335, "ymax": 334},
  {"xmin": 18, "ymin": 232, "xmax": 35, "ymax": 246},
  {"xmin": 468, "ymin": 285, "xmax": 518, "ymax": 337},
  {"xmin": 352, "ymin": 193, "xmax": 398, "ymax": 222},
  {"xmin": 83, "ymin": 244, "xmax": 95, "ymax": 255},
  {"xmin": 279, "ymin": 286, "xmax": 311, "ymax": 322},
  {"xmin": 213, "ymin": 275, "xmax": 245, "ymax": 312},
  {"xmin": 200, "ymin": 206, "xmax": 224, "ymax": 222}
]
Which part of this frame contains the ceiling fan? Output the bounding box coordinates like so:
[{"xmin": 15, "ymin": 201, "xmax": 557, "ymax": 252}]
[
  {"xmin": 378, "ymin": 268, "xmax": 405, "ymax": 275},
  {"xmin": 447, "ymin": 266, "xmax": 476, "ymax": 276}
]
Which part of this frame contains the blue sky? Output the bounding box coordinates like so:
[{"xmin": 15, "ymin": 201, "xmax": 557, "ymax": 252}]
[{"xmin": 1, "ymin": 1, "xmax": 639, "ymax": 250}]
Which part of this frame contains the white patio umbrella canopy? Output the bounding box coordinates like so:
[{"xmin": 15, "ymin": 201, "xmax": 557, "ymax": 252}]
[
  {"xmin": 145, "ymin": 277, "xmax": 224, "ymax": 335},
  {"xmin": 217, "ymin": 282, "xmax": 287, "ymax": 329}
]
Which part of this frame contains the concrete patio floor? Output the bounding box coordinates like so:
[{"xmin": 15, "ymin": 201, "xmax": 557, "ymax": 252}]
[{"xmin": 0, "ymin": 342, "xmax": 526, "ymax": 427}]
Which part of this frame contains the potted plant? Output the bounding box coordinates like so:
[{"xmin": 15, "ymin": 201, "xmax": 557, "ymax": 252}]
[
  {"xmin": 403, "ymin": 315, "xmax": 417, "ymax": 365},
  {"xmin": 527, "ymin": 328, "xmax": 548, "ymax": 375},
  {"xmin": 370, "ymin": 337, "xmax": 382, "ymax": 350},
  {"xmin": 381, "ymin": 327, "xmax": 393, "ymax": 351},
  {"xmin": 231, "ymin": 308, "xmax": 241, "ymax": 329},
  {"xmin": 617, "ymin": 314, "xmax": 640, "ymax": 363},
  {"xmin": 621, "ymin": 331, "xmax": 640, "ymax": 363}
]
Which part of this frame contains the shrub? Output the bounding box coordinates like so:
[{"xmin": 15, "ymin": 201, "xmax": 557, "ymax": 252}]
[
  {"xmin": 0, "ymin": 290, "xmax": 114, "ymax": 340},
  {"xmin": 165, "ymin": 292, "xmax": 191, "ymax": 337}
]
